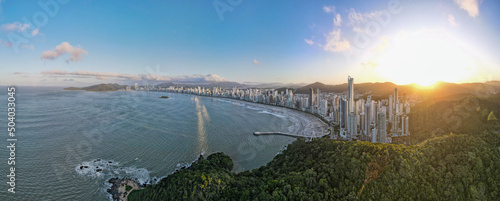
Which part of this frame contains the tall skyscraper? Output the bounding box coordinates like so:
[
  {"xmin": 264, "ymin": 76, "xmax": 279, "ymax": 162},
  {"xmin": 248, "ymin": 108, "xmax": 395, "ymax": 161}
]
[
  {"xmin": 378, "ymin": 111, "xmax": 387, "ymax": 143},
  {"xmin": 388, "ymin": 95, "xmax": 393, "ymax": 124},
  {"xmin": 348, "ymin": 76, "xmax": 354, "ymax": 114},
  {"xmin": 348, "ymin": 113, "xmax": 357, "ymax": 139},
  {"xmin": 316, "ymin": 88, "xmax": 321, "ymax": 109},
  {"xmin": 364, "ymin": 97, "xmax": 372, "ymax": 141},
  {"xmin": 340, "ymin": 98, "xmax": 347, "ymax": 129},
  {"xmin": 309, "ymin": 88, "xmax": 314, "ymax": 111}
]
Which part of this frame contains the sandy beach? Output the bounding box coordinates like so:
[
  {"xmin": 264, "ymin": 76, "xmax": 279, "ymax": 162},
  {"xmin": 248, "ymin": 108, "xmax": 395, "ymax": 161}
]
[{"xmin": 214, "ymin": 98, "xmax": 329, "ymax": 138}]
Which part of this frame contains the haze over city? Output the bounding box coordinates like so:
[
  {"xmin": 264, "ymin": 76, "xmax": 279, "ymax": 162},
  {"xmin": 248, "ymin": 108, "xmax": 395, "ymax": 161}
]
[{"xmin": 1, "ymin": 0, "xmax": 499, "ymax": 87}]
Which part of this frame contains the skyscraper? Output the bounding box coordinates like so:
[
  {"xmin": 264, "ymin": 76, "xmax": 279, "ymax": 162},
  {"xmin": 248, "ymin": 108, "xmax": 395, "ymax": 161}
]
[
  {"xmin": 388, "ymin": 95, "xmax": 393, "ymax": 124},
  {"xmin": 377, "ymin": 111, "xmax": 387, "ymax": 143},
  {"xmin": 348, "ymin": 113, "xmax": 357, "ymax": 139},
  {"xmin": 340, "ymin": 98, "xmax": 347, "ymax": 129},
  {"xmin": 348, "ymin": 76, "xmax": 354, "ymax": 114},
  {"xmin": 309, "ymin": 88, "xmax": 314, "ymax": 112},
  {"xmin": 364, "ymin": 97, "xmax": 372, "ymax": 141}
]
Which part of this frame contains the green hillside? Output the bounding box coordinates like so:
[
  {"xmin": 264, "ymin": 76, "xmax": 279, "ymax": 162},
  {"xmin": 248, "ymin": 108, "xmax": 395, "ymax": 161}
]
[{"xmin": 129, "ymin": 130, "xmax": 500, "ymax": 200}]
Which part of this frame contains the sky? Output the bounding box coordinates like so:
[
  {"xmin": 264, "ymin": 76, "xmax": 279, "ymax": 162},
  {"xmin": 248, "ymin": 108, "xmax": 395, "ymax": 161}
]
[{"xmin": 0, "ymin": 0, "xmax": 499, "ymax": 87}]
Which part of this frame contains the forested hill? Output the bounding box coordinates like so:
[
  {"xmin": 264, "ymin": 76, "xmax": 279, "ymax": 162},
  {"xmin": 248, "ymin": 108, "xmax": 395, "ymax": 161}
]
[
  {"xmin": 410, "ymin": 93, "xmax": 500, "ymax": 143},
  {"xmin": 128, "ymin": 128, "xmax": 500, "ymax": 200}
]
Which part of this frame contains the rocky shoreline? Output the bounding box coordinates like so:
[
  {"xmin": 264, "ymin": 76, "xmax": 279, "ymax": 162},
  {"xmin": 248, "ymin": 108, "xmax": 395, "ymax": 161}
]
[
  {"xmin": 107, "ymin": 178, "xmax": 145, "ymax": 201},
  {"xmin": 107, "ymin": 154, "xmax": 203, "ymax": 200}
]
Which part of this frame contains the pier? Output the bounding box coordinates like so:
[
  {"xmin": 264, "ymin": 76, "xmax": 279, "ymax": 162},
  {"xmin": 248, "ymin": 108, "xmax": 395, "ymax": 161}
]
[{"xmin": 253, "ymin": 131, "xmax": 322, "ymax": 138}]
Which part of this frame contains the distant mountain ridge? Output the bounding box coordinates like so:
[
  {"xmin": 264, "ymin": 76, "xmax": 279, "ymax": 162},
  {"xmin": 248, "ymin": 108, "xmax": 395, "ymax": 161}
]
[
  {"xmin": 294, "ymin": 81, "xmax": 500, "ymax": 100},
  {"xmin": 64, "ymin": 83, "xmax": 127, "ymax": 91}
]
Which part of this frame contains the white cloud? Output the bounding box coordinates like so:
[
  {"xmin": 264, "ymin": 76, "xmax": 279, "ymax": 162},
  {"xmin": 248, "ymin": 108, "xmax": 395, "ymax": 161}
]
[
  {"xmin": 323, "ymin": 5, "xmax": 335, "ymax": 13},
  {"xmin": 31, "ymin": 27, "xmax": 40, "ymax": 36},
  {"xmin": 0, "ymin": 22, "xmax": 30, "ymax": 32},
  {"xmin": 448, "ymin": 14, "xmax": 458, "ymax": 26},
  {"xmin": 0, "ymin": 39, "xmax": 12, "ymax": 47},
  {"xmin": 347, "ymin": 8, "xmax": 384, "ymax": 32},
  {"xmin": 454, "ymin": 0, "xmax": 480, "ymax": 17},
  {"xmin": 334, "ymin": 14, "xmax": 342, "ymax": 26},
  {"xmin": 361, "ymin": 61, "xmax": 379, "ymax": 68},
  {"xmin": 253, "ymin": 59, "xmax": 261, "ymax": 65},
  {"xmin": 41, "ymin": 42, "xmax": 88, "ymax": 62},
  {"xmin": 304, "ymin": 38, "xmax": 315, "ymax": 45},
  {"xmin": 323, "ymin": 29, "xmax": 350, "ymax": 52},
  {"xmin": 41, "ymin": 69, "xmax": 229, "ymax": 83}
]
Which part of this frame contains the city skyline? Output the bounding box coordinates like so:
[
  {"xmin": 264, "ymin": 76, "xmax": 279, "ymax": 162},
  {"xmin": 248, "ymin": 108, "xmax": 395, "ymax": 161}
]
[{"xmin": 1, "ymin": 0, "xmax": 500, "ymax": 87}]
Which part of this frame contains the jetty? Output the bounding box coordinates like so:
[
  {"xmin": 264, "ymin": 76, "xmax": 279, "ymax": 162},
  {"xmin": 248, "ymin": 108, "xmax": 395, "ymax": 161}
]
[{"xmin": 253, "ymin": 131, "xmax": 322, "ymax": 138}]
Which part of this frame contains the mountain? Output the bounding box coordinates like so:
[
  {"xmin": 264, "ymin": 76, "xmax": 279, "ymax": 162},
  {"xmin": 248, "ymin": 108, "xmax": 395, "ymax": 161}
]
[
  {"xmin": 294, "ymin": 81, "xmax": 500, "ymax": 101},
  {"xmin": 64, "ymin": 83, "xmax": 127, "ymax": 91}
]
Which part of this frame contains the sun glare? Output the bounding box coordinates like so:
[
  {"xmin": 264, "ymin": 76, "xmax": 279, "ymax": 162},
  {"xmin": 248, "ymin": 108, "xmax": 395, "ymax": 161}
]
[{"xmin": 376, "ymin": 29, "xmax": 475, "ymax": 86}]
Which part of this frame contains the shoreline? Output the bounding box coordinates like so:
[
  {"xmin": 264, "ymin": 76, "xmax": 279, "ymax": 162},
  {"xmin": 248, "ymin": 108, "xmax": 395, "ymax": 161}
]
[
  {"xmin": 107, "ymin": 178, "xmax": 145, "ymax": 201},
  {"xmin": 104, "ymin": 91, "xmax": 329, "ymax": 200},
  {"xmin": 209, "ymin": 97, "xmax": 329, "ymax": 138}
]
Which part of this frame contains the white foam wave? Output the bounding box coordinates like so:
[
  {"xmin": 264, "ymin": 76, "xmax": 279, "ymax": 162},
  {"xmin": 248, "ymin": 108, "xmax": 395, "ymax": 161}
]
[
  {"xmin": 75, "ymin": 159, "xmax": 151, "ymax": 185},
  {"xmin": 258, "ymin": 110, "xmax": 286, "ymax": 118},
  {"xmin": 245, "ymin": 106, "xmax": 261, "ymax": 110}
]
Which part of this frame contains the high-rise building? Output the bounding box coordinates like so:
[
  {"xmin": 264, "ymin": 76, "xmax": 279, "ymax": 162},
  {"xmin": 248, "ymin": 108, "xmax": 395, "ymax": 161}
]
[
  {"xmin": 388, "ymin": 95, "xmax": 393, "ymax": 124},
  {"xmin": 309, "ymin": 88, "xmax": 314, "ymax": 111},
  {"xmin": 378, "ymin": 111, "xmax": 387, "ymax": 143},
  {"xmin": 316, "ymin": 88, "xmax": 321, "ymax": 109},
  {"xmin": 340, "ymin": 98, "xmax": 347, "ymax": 129},
  {"xmin": 348, "ymin": 76, "xmax": 354, "ymax": 114},
  {"xmin": 364, "ymin": 97, "xmax": 372, "ymax": 141},
  {"xmin": 348, "ymin": 113, "xmax": 357, "ymax": 139}
]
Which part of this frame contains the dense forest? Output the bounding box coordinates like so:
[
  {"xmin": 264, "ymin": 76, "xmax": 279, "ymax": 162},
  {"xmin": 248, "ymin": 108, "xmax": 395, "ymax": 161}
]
[
  {"xmin": 409, "ymin": 93, "xmax": 500, "ymax": 143},
  {"xmin": 128, "ymin": 94, "xmax": 500, "ymax": 200}
]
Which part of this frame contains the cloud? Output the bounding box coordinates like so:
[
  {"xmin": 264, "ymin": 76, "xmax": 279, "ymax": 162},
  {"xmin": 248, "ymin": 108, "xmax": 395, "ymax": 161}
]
[
  {"xmin": 41, "ymin": 42, "xmax": 88, "ymax": 62},
  {"xmin": 304, "ymin": 38, "xmax": 315, "ymax": 45},
  {"xmin": 13, "ymin": 72, "xmax": 30, "ymax": 75},
  {"xmin": 0, "ymin": 39, "xmax": 12, "ymax": 47},
  {"xmin": 41, "ymin": 69, "xmax": 229, "ymax": 83},
  {"xmin": 323, "ymin": 5, "xmax": 335, "ymax": 13},
  {"xmin": 454, "ymin": 0, "xmax": 480, "ymax": 17},
  {"xmin": 361, "ymin": 61, "xmax": 379, "ymax": 68},
  {"xmin": 0, "ymin": 22, "xmax": 30, "ymax": 32},
  {"xmin": 334, "ymin": 14, "xmax": 342, "ymax": 26},
  {"xmin": 347, "ymin": 8, "xmax": 384, "ymax": 32},
  {"xmin": 448, "ymin": 14, "xmax": 458, "ymax": 26},
  {"xmin": 31, "ymin": 27, "xmax": 40, "ymax": 36},
  {"xmin": 253, "ymin": 59, "xmax": 261, "ymax": 65},
  {"xmin": 323, "ymin": 29, "xmax": 350, "ymax": 52}
]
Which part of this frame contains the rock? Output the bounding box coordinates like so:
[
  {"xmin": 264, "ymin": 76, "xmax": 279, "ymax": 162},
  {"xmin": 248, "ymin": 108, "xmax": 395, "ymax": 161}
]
[
  {"xmin": 83, "ymin": 166, "xmax": 88, "ymax": 168},
  {"xmin": 109, "ymin": 178, "xmax": 116, "ymax": 184},
  {"xmin": 96, "ymin": 169, "xmax": 102, "ymax": 172},
  {"xmin": 80, "ymin": 166, "xmax": 83, "ymax": 169}
]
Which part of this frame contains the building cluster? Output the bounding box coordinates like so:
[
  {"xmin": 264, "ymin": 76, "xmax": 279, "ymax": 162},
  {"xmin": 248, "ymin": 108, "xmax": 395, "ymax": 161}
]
[{"xmin": 133, "ymin": 76, "xmax": 415, "ymax": 144}]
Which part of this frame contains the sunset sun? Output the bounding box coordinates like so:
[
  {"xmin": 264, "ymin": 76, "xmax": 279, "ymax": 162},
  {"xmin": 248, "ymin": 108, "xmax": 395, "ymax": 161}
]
[{"xmin": 376, "ymin": 29, "xmax": 474, "ymax": 86}]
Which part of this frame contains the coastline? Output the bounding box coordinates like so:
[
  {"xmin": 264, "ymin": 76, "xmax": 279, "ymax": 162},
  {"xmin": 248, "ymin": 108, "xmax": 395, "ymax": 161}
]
[
  {"xmin": 105, "ymin": 91, "xmax": 329, "ymax": 200},
  {"xmin": 209, "ymin": 97, "xmax": 329, "ymax": 138},
  {"xmin": 107, "ymin": 178, "xmax": 144, "ymax": 201}
]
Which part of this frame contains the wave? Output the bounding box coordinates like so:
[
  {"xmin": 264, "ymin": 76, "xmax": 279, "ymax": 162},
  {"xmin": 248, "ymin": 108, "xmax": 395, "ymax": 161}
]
[
  {"xmin": 75, "ymin": 159, "xmax": 151, "ymax": 185},
  {"xmin": 258, "ymin": 110, "xmax": 286, "ymax": 118},
  {"xmin": 245, "ymin": 106, "xmax": 262, "ymax": 110}
]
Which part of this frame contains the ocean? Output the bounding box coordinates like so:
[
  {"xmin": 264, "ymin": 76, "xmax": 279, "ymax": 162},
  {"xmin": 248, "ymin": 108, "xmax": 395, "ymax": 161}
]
[{"xmin": 0, "ymin": 86, "xmax": 298, "ymax": 200}]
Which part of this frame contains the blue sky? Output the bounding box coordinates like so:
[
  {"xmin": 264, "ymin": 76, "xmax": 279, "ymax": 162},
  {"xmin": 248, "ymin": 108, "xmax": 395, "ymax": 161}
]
[{"xmin": 1, "ymin": 0, "xmax": 499, "ymax": 86}]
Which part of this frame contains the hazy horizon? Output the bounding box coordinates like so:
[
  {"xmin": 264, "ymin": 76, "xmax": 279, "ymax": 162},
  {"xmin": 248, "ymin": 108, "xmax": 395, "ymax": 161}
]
[{"xmin": 1, "ymin": 0, "xmax": 500, "ymax": 87}]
